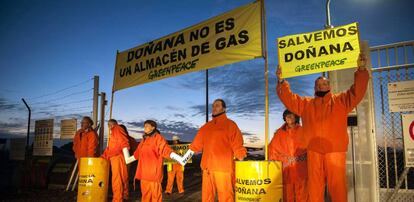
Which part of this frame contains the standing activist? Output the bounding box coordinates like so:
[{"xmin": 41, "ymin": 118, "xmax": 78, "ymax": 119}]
[
  {"xmin": 123, "ymin": 120, "xmax": 183, "ymax": 202},
  {"xmin": 165, "ymin": 135, "xmax": 185, "ymax": 195},
  {"xmin": 182, "ymin": 99, "xmax": 247, "ymax": 202},
  {"xmin": 72, "ymin": 116, "xmax": 98, "ymax": 168},
  {"xmin": 101, "ymin": 119, "xmax": 130, "ymax": 202},
  {"xmin": 269, "ymin": 110, "xmax": 307, "ymax": 202},
  {"xmin": 276, "ymin": 53, "xmax": 369, "ymax": 202}
]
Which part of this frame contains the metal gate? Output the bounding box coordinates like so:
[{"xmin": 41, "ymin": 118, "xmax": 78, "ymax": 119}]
[{"xmin": 370, "ymin": 40, "xmax": 414, "ymax": 201}]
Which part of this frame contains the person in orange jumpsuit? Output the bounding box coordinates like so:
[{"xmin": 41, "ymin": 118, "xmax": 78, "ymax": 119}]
[
  {"xmin": 165, "ymin": 135, "xmax": 185, "ymax": 195},
  {"xmin": 276, "ymin": 53, "xmax": 369, "ymax": 202},
  {"xmin": 182, "ymin": 99, "xmax": 247, "ymax": 202},
  {"xmin": 101, "ymin": 119, "xmax": 130, "ymax": 202},
  {"xmin": 269, "ymin": 109, "xmax": 307, "ymax": 202},
  {"xmin": 123, "ymin": 120, "xmax": 184, "ymax": 202},
  {"xmin": 72, "ymin": 116, "xmax": 98, "ymax": 169}
]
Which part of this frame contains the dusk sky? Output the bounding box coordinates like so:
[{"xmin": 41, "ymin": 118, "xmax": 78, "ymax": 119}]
[{"xmin": 1, "ymin": 0, "xmax": 413, "ymax": 147}]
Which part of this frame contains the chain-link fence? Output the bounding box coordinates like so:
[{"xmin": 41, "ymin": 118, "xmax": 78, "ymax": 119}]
[{"xmin": 370, "ymin": 41, "xmax": 414, "ymax": 201}]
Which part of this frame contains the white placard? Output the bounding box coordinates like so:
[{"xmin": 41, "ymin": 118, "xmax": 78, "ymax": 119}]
[
  {"xmin": 33, "ymin": 119, "xmax": 54, "ymax": 156},
  {"xmin": 60, "ymin": 119, "xmax": 77, "ymax": 139},
  {"xmin": 388, "ymin": 80, "xmax": 414, "ymax": 112}
]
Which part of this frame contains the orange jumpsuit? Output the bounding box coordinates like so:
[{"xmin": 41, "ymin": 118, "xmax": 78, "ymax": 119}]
[
  {"xmin": 189, "ymin": 113, "xmax": 247, "ymax": 202},
  {"xmin": 101, "ymin": 125, "xmax": 130, "ymax": 202},
  {"xmin": 276, "ymin": 69, "xmax": 369, "ymax": 202},
  {"xmin": 165, "ymin": 163, "xmax": 184, "ymax": 194},
  {"xmin": 73, "ymin": 129, "xmax": 98, "ymax": 159},
  {"xmin": 133, "ymin": 133, "xmax": 173, "ymax": 202},
  {"xmin": 73, "ymin": 129, "xmax": 98, "ymax": 170},
  {"xmin": 269, "ymin": 124, "xmax": 307, "ymax": 202}
]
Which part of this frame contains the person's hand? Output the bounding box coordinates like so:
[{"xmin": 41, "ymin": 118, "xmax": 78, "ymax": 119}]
[
  {"xmin": 170, "ymin": 152, "xmax": 185, "ymax": 166},
  {"xmin": 236, "ymin": 153, "xmax": 247, "ymax": 161},
  {"xmin": 181, "ymin": 149, "xmax": 194, "ymax": 166},
  {"xmin": 276, "ymin": 65, "xmax": 282, "ymax": 81},
  {"xmin": 357, "ymin": 52, "xmax": 367, "ymax": 71}
]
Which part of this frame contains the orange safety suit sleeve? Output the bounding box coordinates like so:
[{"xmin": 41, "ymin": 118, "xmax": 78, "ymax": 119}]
[
  {"xmin": 133, "ymin": 142, "xmax": 141, "ymax": 160},
  {"xmin": 338, "ymin": 69, "xmax": 369, "ymax": 112},
  {"xmin": 229, "ymin": 123, "xmax": 247, "ymax": 160},
  {"xmin": 156, "ymin": 135, "xmax": 173, "ymax": 159},
  {"xmin": 276, "ymin": 81, "xmax": 307, "ymax": 117},
  {"xmin": 101, "ymin": 148, "xmax": 109, "ymax": 160},
  {"xmin": 268, "ymin": 132, "xmax": 287, "ymax": 163},
  {"xmin": 189, "ymin": 127, "xmax": 205, "ymax": 153},
  {"xmin": 87, "ymin": 131, "xmax": 98, "ymax": 157}
]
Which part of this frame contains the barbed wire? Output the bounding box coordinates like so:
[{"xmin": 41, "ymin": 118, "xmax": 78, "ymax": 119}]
[
  {"xmin": 32, "ymin": 111, "xmax": 93, "ymax": 120},
  {"xmin": 29, "ymin": 88, "xmax": 93, "ymax": 105},
  {"xmin": 31, "ymin": 98, "xmax": 92, "ymax": 106},
  {"xmin": 27, "ymin": 78, "xmax": 93, "ymax": 100},
  {"xmin": 33, "ymin": 105, "xmax": 92, "ymax": 114}
]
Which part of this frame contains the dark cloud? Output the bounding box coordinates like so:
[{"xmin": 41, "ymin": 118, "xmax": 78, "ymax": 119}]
[
  {"xmin": 0, "ymin": 121, "xmax": 26, "ymax": 138},
  {"xmin": 126, "ymin": 119, "xmax": 199, "ymax": 142},
  {"xmin": 189, "ymin": 104, "xmax": 207, "ymax": 117},
  {"xmin": 174, "ymin": 113, "xmax": 185, "ymax": 118},
  {"xmin": 49, "ymin": 113, "xmax": 92, "ymax": 130},
  {"xmin": 33, "ymin": 111, "xmax": 55, "ymax": 117},
  {"xmin": 52, "ymin": 113, "xmax": 90, "ymax": 120},
  {"xmin": 0, "ymin": 97, "xmax": 24, "ymax": 111},
  {"xmin": 0, "ymin": 131, "xmax": 26, "ymax": 139},
  {"xmin": 246, "ymin": 135, "xmax": 261, "ymax": 144},
  {"xmin": 8, "ymin": 117, "xmax": 26, "ymax": 122},
  {"xmin": 177, "ymin": 61, "xmax": 315, "ymax": 118},
  {"xmin": 125, "ymin": 119, "xmax": 262, "ymax": 143},
  {"xmin": 124, "ymin": 121, "xmax": 142, "ymax": 128},
  {"xmin": 0, "ymin": 122, "xmax": 23, "ymax": 128},
  {"xmin": 242, "ymin": 131, "xmax": 256, "ymax": 136},
  {"xmin": 1, "ymin": 112, "xmax": 93, "ymax": 137},
  {"xmin": 165, "ymin": 105, "xmax": 183, "ymax": 111},
  {"xmin": 0, "ymin": 111, "xmax": 89, "ymax": 139}
]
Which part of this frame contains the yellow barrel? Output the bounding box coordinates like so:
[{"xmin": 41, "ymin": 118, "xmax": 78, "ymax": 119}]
[
  {"xmin": 235, "ymin": 160, "xmax": 283, "ymax": 202},
  {"xmin": 77, "ymin": 157, "xmax": 109, "ymax": 202}
]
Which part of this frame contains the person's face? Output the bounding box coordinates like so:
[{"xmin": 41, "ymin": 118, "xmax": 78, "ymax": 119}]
[
  {"xmin": 81, "ymin": 119, "xmax": 91, "ymax": 130},
  {"xmin": 144, "ymin": 123, "xmax": 155, "ymax": 134},
  {"xmin": 314, "ymin": 77, "xmax": 331, "ymax": 92},
  {"xmin": 172, "ymin": 140, "xmax": 178, "ymax": 145},
  {"xmin": 285, "ymin": 114, "xmax": 296, "ymax": 125},
  {"xmin": 212, "ymin": 100, "xmax": 225, "ymax": 116},
  {"xmin": 108, "ymin": 121, "xmax": 115, "ymax": 130}
]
